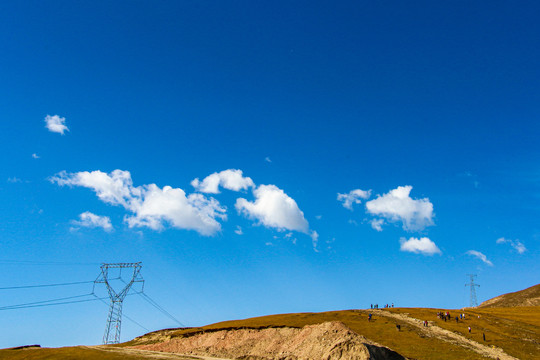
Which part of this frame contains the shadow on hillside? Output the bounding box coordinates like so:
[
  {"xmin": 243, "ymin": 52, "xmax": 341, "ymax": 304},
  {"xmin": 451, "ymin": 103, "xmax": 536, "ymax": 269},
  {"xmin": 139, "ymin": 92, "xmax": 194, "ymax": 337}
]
[{"xmin": 364, "ymin": 343, "xmax": 407, "ymax": 360}]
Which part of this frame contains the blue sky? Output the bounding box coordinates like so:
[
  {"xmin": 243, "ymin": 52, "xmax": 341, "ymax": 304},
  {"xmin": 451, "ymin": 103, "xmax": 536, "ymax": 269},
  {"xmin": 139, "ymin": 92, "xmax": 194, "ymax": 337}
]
[{"xmin": 1, "ymin": 0, "xmax": 539, "ymax": 348}]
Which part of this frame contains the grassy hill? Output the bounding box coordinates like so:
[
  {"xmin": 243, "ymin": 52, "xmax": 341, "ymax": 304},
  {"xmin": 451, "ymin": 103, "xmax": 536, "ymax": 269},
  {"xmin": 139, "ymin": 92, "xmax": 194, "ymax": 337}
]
[
  {"xmin": 124, "ymin": 306, "xmax": 540, "ymax": 360},
  {"xmin": 480, "ymin": 283, "xmax": 540, "ymax": 308},
  {"xmin": 2, "ymin": 284, "xmax": 539, "ymax": 359}
]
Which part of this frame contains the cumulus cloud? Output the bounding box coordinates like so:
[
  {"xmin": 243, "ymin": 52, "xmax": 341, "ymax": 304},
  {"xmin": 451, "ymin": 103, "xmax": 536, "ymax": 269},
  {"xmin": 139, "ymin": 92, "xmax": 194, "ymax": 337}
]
[
  {"xmin": 466, "ymin": 250, "xmax": 493, "ymax": 266},
  {"xmin": 496, "ymin": 237, "xmax": 527, "ymax": 254},
  {"xmin": 44, "ymin": 115, "xmax": 69, "ymax": 135},
  {"xmin": 400, "ymin": 237, "xmax": 441, "ymax": 255},
  {"xmin": 72, "ymin": 212, "xmax": 113, "ymax": 231},
  {"xmin": 32, "ymin": 153, "xmax": 40, "ymax": 159},
  {"xmin": 124, "ymin": 186, "xmax": 226, "ymax": 234},
  {"xmin": 50, "ymin": 170, "xmax": 226, "ymax": 236},
  {"xmin": 337, "ymin": 189, "xmax": 371, "ymax": 210},
  {"xmin": 51, "ymin": 170, "xmax": 135, "ymax": 208},
  {"xmin": 366, "ymin": 186, "xmax": 434, "ymax": 231},
  {"xmin": 265, "ymin": 157, "xmax": 272, "ymax": 163},
  {"xmin": 191, "ymin": 169, "xmax": 255, "ymax": 194},
  {"xmin": 236, "ymin": 184, "xmax": 309, "ymax": 233},
  {"xmin": 52, "ymin": 168, "xmax": 320, "ymax": 248}
]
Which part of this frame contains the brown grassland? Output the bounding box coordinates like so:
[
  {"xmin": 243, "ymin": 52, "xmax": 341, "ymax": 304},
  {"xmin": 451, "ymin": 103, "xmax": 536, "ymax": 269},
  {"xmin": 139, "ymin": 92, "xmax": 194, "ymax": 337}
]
[
  {"xmin": 124, "ymin": 306, "xmax": 540, "ymax": 360},
  {"xmin": 4, "ymin": 306, "xmax": 537, "ymax": 360},
  {"xmin": 2, "ymin": 284, "xmax": 539, "ymax": 360}
]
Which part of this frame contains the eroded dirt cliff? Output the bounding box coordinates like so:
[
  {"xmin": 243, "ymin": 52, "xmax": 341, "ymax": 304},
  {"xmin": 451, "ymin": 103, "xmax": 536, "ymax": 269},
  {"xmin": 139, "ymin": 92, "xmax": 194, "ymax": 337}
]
[{"xmin": 130, "ymin": 321, "xmax": 405, "ymax": 360}]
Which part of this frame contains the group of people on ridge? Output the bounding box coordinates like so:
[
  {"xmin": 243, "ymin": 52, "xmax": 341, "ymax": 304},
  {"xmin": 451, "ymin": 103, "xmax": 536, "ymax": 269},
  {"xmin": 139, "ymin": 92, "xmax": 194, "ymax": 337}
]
[{"xmin": 370, "ymin": 303, "xmax": 393, "ymax": 309}]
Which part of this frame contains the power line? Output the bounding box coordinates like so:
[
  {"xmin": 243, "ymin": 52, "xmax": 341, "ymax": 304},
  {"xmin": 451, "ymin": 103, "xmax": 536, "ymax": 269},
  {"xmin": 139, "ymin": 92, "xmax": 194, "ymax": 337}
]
[
  {"xmin": 114, "ymin": 270, "xmax": 183, "ymax": 331},
  {"xmin": 0, "ymin": 262, "xmax": 167, "ymax": 337},
  {"xmin": 137, "ymin": 292, "xmax": 185, "ymax": 327},
  {"xmin": 92, "ymin": 294, "xmax": 150, "ymax": 332},
  {"xmin": 0, "ymin": 293, "xmax": 93, "ymax": 310},
  {"xmin": 118, "ymin": 275, "xmax": 184, "ymax": 327},
  {"xmin": 1, "ymin": 293, "xmax": 151, "ymax": 343},
  {"xmin": 0, "ymin": 260, "xmax": 101, "ymax": 266},
  {"xmin": 0, "ymin": 294, "xmax": 107, "ymax": 311},
  {"xmin": 0, "ymin": 280, "xmax": 95, "ymax": 290},
  {"xmin": 0, "ymin": 291, "xmax": 140, "ymax": 312}
]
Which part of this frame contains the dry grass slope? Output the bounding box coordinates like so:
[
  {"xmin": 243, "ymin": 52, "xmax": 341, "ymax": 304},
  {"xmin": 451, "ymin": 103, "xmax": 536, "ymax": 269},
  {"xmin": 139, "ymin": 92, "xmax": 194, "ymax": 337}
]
[
  {"xmin": 126, "ymin": 309, "xmax": 498, "ymax": 360},
  {"xmin": 384, "ymin": 307, "xmax": 540, "ymax": 359},
  {"xmin": 479, "ymin": 283, "xmax": 540, "ymax": 308},
  {"xmin": 2, "ymin": 283, "xmax": 539, "ymax": 359}
]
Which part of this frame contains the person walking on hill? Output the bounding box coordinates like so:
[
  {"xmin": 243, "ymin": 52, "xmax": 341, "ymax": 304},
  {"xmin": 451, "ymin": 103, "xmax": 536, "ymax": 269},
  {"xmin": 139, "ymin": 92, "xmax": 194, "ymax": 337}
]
[
  {"xmin": 368, "ymin": 313, "xmax": 372, "ymax": 322},
  {"xmin": 468, "ymin": 326, "xmax": 471, "ymax": 333}
]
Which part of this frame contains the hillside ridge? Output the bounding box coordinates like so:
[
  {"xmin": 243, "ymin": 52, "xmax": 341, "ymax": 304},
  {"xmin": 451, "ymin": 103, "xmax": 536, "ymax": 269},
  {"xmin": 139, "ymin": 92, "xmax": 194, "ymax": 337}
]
[
  {"xmin": 2, "ymin": 283, "xmax": 540, "ymax": 359},
  {"xmin": 479, "ymin": 283, "xmax": 540, "ymax": 308}
]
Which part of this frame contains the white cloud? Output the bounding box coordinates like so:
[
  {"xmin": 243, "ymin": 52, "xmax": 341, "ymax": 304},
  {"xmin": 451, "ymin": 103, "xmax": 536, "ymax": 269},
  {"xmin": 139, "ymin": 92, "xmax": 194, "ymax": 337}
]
[
  {"xmin": 235, "ymin": 226, "xmax": 243, "ymax": 235},
  {"xmin": 496, "ymin": 237, "xmax": 527, "ymax": 254},
  {"xmin": 44, "ymin": 114, "xmax": 69, "ymax": 135},
  {"xmin": 72, "ymin": 212, "xmax": 113, "ymax": 231},
  {"xmin": 7, "ymin": 177, "xmax": 22, "ymax": 183},
  {"xmin": 370, "ymin": 219, "xmax": 384, "ymax": 232},
  {"xmin": 50, "ymin": 170, "xmax": 226, "ymax": 236},
  {"xmin": 311, "ymin": 230, "xmax": 319, "ymax": 252},
  {"xmin": 366, "ymin": 186, "xmax": 434, "ymax": 231},
  {"xmin": 315, "ymin": 215, "xmax": 322, "ymax": 220},
  {"xmin": 51, "ymin": 170, "xmax": 136, "ymax": 208},
  {"xmin": 400, "ymin": 237, "xmax": 441, "ymax": 255},
  {"xmin": 236, "ymin": 184, "xmax": 309, "ymax": 233},
  {"xmin": 466, "ymin": 250, "xmax": 493, "ymax": 266},
  {"xmin": 191, "ymin": 169, "xmax": 255, "ymax": 194},
  {"xmin": 265, "ymin": 157, "xmax": 272, "ymax": 163},
  {"xmin": 124, "ymin": 186, "xmax": 226, "ymax": 235},
  {"xmin": 32, "ymin": 153, "xmax": 40, "ymax": 159},
  {"xmin": 337, "ymin": 189, "xmax": 371, "ymax": 210}
]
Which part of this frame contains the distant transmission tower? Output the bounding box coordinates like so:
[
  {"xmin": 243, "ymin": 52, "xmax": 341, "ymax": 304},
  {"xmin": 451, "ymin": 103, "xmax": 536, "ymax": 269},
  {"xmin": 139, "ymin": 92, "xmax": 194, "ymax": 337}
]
[
  {"xmin": 465, "ymin": 274, "xmax": 480, "ymax": 307},
  {"xmin": 95, "ymin": 262, "xmax": 144, "ymax": 344}
]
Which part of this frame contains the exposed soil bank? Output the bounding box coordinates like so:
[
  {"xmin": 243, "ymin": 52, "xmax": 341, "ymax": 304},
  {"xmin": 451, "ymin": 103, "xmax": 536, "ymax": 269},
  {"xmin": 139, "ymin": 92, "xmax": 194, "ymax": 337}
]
[{"xmin": 131, "ymin": 321, "xmax": 405, "ymax": 360}]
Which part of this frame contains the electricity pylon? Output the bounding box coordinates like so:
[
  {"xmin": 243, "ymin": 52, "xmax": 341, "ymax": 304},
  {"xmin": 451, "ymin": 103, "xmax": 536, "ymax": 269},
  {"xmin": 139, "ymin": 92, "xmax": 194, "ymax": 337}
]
[
  {"xmin": 95, "ymin": 262, "xmax": 144, "ymax": 344},
  {"xmin": 465, "ymin": 274, "xmax": 480, "ymax": 307}
]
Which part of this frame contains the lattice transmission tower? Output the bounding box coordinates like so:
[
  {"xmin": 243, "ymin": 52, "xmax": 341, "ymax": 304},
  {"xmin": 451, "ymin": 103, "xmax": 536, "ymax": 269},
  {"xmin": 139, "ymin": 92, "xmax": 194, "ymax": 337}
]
[
  {"xmin": 465, "ymin": 274, "xmax": 480, "ymax": 307},
  {"xmin": 95, "ymin": 262, "xmax": 144, "ymax": 344}
]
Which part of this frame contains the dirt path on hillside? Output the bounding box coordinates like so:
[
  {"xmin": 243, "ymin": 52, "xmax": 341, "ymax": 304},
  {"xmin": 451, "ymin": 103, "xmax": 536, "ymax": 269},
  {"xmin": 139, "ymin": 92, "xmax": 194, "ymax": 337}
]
[
  {"xmin": 371, "ymin": 310, "xmax": 518, "ymax": 360},
  {"xmin": 87, "ymin": 346, "xmax": 233, "ymax": 360}
]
